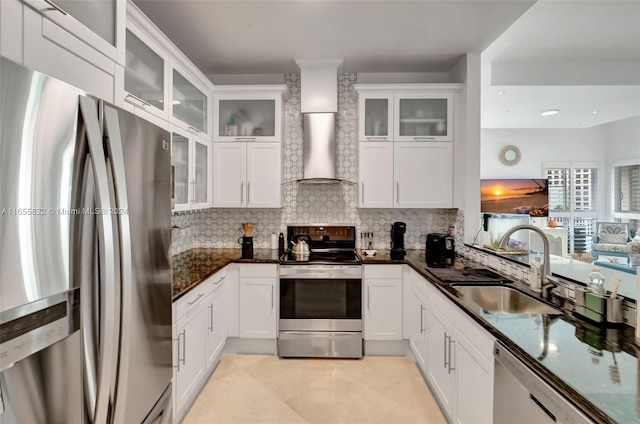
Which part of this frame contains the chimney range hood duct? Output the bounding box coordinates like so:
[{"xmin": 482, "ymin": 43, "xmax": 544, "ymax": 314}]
[
  {"xmin": 296, "ymin": 59, "xmax": 348, "ymax": 184},
  {"xmin": 300, "ymin": 112, "xmax": 339, "ymax": 183}
]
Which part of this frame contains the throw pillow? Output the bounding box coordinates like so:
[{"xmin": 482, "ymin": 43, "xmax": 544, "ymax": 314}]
[{"xmin": 599, "ymin": 230, "xmax": 627, "ymax": 244}]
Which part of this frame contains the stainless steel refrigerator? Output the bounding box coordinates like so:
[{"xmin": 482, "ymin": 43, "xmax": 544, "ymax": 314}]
[{"xmin": 0, "ymin": 57, "xmax": 173, "ymax": 423}]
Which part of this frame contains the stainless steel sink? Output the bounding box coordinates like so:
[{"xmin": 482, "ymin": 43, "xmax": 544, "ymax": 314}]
[{"xmin": 455, "ymin": 285, "xmax": 561, "ymax": 315}]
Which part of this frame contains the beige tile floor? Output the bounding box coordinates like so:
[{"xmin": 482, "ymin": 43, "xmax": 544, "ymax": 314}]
[{"xmin": 183, "ymin": 354, "xmax": 446, "ymax": 424}]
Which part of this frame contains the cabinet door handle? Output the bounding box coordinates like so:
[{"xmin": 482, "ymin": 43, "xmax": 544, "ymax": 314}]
[
  {"xmin": 188, "ymin": 126, "xmax": 202, "ymax": 134},
  {"xmin": 191, "ymin": 180, "xmax": 196, "ymax": 204},
  {"xmin": 213, "ymin": 275, "xmax": 226, "ymax": 286},
  {"xmin": 367, "ymin": 286, "xmax": 370, "ymax": 310},
  {"xmin": 443, "ymin": 333, "xmax": 449, "ymax": 369},
  {"xmin": 124, "ymin": 94, "xmax": 151, "ymax": 109},
  {"xmin": 240, "ymin": 182, "xmax": 244, "ymax": 205},
  {"xmin": 419, "ymin": 305, "xmax": 425, "ymax": 334},
  {"xmin": 174, "ymin": 330, "xmax": 184, "ymax": 372},
  {"xmin": 271, "ymin": 285, "xmax": 274, "ymax": 309},
  {"xmin": 413, "ymin": 136, "xmax": 436, "ymax": 140},
  {"xmin": 365, "ymin": 136, "xmax": 388, "ymax": 140},
  {"xmin": 208, "ymin": 304, "xmax": 213, "ymax": 332},
  {"xmin": 234, "ymin": 137, "xmax": 256, "ymax": 141},
  {"xmin": 181, "ymin": 329, "xmax": 186, "ymax": 366},
  {"xmin": 187, "ymin": 293, "xmax": 204, "ymax": 306},
  {"xmin": 396, "ymin": 182, "xmax": 400, "ymax": 204},
  {"xmin": 448, "ymin": 339, "xmax": 456, "ymax": 374},
  {"xmin": 42, "ymin": 0, "xmax": 68, "ymax": 15},
  {"xmin": 361, "ymin": 182, "xmax": 365, "ymax": 204},
  {"xmin": 247, "ymin": 181, "xmax": 251, "ymax": 205}
]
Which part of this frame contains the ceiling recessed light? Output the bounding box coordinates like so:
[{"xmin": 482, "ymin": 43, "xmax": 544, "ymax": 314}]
[
  {"xmin": 500, "ymin": 110, "xmax": 509, "ymax": 114},
  {"xmin": 541, "ymin": 109, "xmax": 560, "ymax": 116},
  {"xmin": 592, "ymin": 110, "xmax": 599, "ymax": 114},
  {"xmin": 497, "ymin": 91, "xmax": 506, "ymax": 95},
  {"xmin": 581, "ymin": 123, "xmax": 587, "ymax": 127}
]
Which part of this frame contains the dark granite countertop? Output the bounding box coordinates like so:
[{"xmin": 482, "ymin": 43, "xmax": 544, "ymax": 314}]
[
  {"xmin": 173, "ymin": 247, "xmax": 639, "ymax": 422},
  {"xmin": 172, "ymin": 248, "xmax": 280, "ymax": 300},
  {"xmin": 363, "ymin": 249, "xmax": 638, "ymax": 424}
]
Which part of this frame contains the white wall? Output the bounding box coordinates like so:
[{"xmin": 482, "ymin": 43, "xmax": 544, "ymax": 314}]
[
  {"xmin": 603, "ymin": 115, "xmax": 640, "ymax": 220},
  {"xmin": 451, "ymin": 53, "xmax": 482, "ymax": 244},
  {"xmin": 481, "ymin": 127, "xmax": 606, "ymax": 178}
]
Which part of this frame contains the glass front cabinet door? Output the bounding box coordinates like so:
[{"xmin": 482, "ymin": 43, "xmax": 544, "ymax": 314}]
[
  {"xmin": 171, "ymin": 125, "xmax": 211, "ymax": 211},
  {"xmin": 358, "ymin": 93, "xmax": 394, "ymax": 141},
  {"xmin": 171, "ymin": 68, "xmax": 210, "ymax": 138},
  {"xmin": 124, "ymin": 26, "xmax": 168, "ymax": 119},
  {"xmin": 394, "ymin": 93, "xmax": 453, "ymax": 142},
  {"xmin": 213, "ymin": 87, "xmax": 287, "ymax": 142}
]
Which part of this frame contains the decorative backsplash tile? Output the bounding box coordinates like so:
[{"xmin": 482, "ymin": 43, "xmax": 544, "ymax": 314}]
[{"xmin": 172, "ymin": 73, "xmax": 463, "ymax": 252}]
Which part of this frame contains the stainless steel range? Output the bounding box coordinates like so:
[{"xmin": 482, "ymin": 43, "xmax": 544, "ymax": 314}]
[{"xmin": 278, "ymin": 225, "xmax": 363, "ymax": 358}]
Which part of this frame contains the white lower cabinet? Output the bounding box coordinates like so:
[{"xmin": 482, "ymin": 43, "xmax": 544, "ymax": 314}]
[
  {"xmin": 454, "ymin": 331, "xmax": 494, "ymax": 424},
  {"xmin": 419, "ymin": 278, "xmax": 495, "ymax": 424},
  {"xmin": 364, "ymin": 265, "xmax": 403, "ymax": 340},
  {"xmin": 408, "ymin": 284, "xmax": 428, "ymax": 371},
  {"xmin": 173, "ymin": 268, "xmax": 228, "ymax": 421},
  {"xmin": 426, "ymin": 306, "xmax": 455, "ymax": 419},
  {"xmin": 239, "ymin": 264, "xmax": 277, "ymax": 339},
  {"xmin": 204, "ymin": 276, "xmax": 228, "ymax": 371},
  {"xmin": 174, "ymin": 303, "xmax": 206, "ymax": 417}
]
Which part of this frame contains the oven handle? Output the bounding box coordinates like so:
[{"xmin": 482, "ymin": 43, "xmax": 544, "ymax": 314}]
[
  {"xmin": 279, "ymin": 274, "xmax": 362, "ymax": 280},
  {"xmin": 279, "ymin": 331, "xmax": 361, "ymax": 337}
]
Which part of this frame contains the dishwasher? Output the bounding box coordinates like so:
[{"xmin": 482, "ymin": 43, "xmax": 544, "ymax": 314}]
[{"xmin": 493, "ymin": 341, "xmax": 594, "ymax": 424}]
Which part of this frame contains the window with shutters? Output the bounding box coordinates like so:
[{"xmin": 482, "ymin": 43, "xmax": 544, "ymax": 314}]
[
  {"xmin": 613, "ymin": 161, "xmax": 640, "ymax": 236},
  {"xmin": 544, "ymin": 162, "xmax": 599, "ymax": 253}
]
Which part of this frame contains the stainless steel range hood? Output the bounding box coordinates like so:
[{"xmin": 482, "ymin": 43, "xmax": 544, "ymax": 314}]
[
  {"xmin": 301, "ymin": 113, "xmax": 339, "ymax": 183},
  {"xmin": 296, "ymin": 59, "xmax": 347, "ymax": 184}
]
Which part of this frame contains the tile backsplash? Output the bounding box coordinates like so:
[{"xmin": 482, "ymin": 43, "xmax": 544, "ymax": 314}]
[{"xmin": 172, "ymin": 73, "xmax": 462, "ymax": 255}]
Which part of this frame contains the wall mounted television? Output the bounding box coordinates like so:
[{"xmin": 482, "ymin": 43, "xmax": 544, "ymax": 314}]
[{"xmin": 481, "ymin": 179, "xmax": 549, "ymax": 217}]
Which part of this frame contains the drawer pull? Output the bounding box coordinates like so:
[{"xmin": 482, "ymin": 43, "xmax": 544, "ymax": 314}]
[{"xmin": 187, "ymin": 293, "xmax": 204, "ymax": 306}]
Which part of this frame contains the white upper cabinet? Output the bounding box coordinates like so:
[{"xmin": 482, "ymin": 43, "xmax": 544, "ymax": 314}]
[
  {"xmin": 213, "ymin": 142, "xmax": 282, "ymax": 208},
  {"xmin": 358, "ymin": 143, "xmax": 394, "ymax": 208},
  {"xmin": 354, "ymin": 85, "xmax": 459, "ymax": 142},
  {"xmin": 20, "ymin": 2, "xmax": 121, "ymax": 101},
  {"xmin": 123, "ymin": 24, "xmax": 169, "ymax": 120},
  {"xmin": 172, "ymin": 125, "xmax": 211, "ymax": 212},
  {"xmin": 171, "ymin": 66, "xmax": 210, "ymax": 137},
  {"xmin": 395, "ymin": 92, "xmax": 453, "ymax": 142},
  {"xmin": 394, "ymin": 142, "xmax": 453, "ymax": 208},
  {"xmin": 213, "ymin": 86, "xmax": 287, "ymax": 142},
  {"xmin": 21, "ymin": 0, "xmax": 125, "ymax": 64},
  {"xmin": 358, "ymin": 92, "xmax": 394, "ymax": 141}
]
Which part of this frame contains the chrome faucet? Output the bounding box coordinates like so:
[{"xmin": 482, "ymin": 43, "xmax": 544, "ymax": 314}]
[{"xmin": 498, "ymin": 224, "xmax": 561, "ymax": 299}]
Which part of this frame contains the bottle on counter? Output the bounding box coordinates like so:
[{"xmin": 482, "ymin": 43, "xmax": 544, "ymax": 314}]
[
  {"xmin": 588, "ymin": 268, "xmax": 606, "ymax": 295},
  {"xmin": 278, "ymin": 233, "xmax": 285, "ymax": 256}
]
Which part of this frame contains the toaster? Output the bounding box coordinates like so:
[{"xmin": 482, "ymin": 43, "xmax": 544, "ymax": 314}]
[{"xmin": 426, "ymin": 233, "xmax": 455, "ymax": 267}]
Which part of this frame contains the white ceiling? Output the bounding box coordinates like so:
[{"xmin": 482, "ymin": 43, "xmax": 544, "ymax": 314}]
[
  {"xmin": 481, "ymin": 0, "xmax": 640, "ymax": 129},
  {"xmin": 133, "ymin": 0, "xmax": 640, "ymax": 129},
  {"xmin": 132, "ymin": 0, "xmax": 534, "ymax": 73}
]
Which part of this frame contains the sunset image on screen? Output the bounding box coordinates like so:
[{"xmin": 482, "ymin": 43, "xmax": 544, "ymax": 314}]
[{"xmin": 481, "ymin": 179, "xmax": 548, "ymax": 216}]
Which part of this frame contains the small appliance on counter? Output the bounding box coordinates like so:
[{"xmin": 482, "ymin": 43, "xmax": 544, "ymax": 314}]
[
  {"xmin": 390, "ymin": 222, "xmax": 406, "ymax": 259},
  {"xmin": 239, "ymin": 222, "xmax": 255, "ymax": 259},
  {"xmin": 426, "ymin": 233, "xmax": 455, "ymax": 267}
]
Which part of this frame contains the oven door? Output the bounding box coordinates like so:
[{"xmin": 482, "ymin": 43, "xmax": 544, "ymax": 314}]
[{"xmin": 279, "ymin": 265, "xmax": 362, "ymax": 358}]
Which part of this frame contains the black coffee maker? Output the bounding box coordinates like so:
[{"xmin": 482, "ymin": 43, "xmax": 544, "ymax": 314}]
[
  {"xmin": 238, "ymin": 236, "xmax": 254, "ymax": 259},
  {"xmin": 390, "ymin": 222, "xmax": 406, "ymax": 260}
]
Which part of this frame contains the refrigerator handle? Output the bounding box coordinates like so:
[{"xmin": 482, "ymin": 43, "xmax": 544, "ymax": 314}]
[
  {"xmin": 79, "ymin": 97, "xmax": 118, "ymax": 424},
  {"xmin": 103, "ymin": 105, "xmax": 133, "ymax": 424}
]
